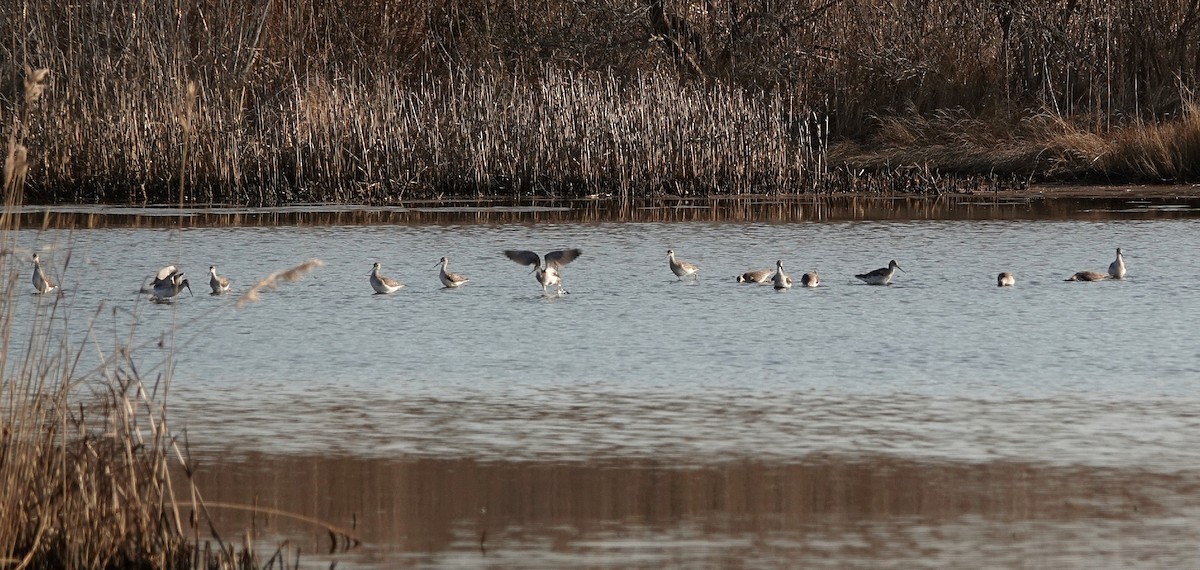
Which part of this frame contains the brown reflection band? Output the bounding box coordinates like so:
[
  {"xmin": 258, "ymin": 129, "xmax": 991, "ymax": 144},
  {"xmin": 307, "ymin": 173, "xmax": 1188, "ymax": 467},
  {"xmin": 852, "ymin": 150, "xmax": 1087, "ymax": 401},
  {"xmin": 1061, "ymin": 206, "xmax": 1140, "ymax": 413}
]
[
  {"xmin": 182, "ymin": 452, "xmax": 1196, "ymax": 563},
  {"xmin": 14, "ymin": 194, "xmax": 1200, "ymax": 229}
]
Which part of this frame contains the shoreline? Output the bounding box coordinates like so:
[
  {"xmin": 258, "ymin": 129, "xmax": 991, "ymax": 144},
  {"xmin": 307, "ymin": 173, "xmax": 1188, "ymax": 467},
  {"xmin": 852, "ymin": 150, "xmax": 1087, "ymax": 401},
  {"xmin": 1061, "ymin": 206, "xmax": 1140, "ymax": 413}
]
[{"xmin": 9, "ymin": 185, "xmax": 1200, "ymax": 229}]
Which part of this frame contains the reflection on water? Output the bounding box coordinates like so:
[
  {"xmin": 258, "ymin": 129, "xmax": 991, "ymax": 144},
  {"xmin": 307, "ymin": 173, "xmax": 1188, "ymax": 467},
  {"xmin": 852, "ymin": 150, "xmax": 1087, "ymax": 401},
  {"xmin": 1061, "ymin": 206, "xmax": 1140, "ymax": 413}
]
[
  {"xmin": 11, "ymin": 193, "xmax": 1200, "ymax": 228},
  {"xmin": 188, "ymin": 454, "xmax": 1200, "ymax": 568}
]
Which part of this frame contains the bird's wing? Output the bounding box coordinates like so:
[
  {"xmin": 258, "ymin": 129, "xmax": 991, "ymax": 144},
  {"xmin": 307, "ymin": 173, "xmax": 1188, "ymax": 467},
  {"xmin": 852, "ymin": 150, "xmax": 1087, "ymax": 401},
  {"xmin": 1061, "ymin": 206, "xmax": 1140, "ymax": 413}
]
[
  {"xmin": 545, "ymin": 248, "xmax": 582, "ymax": 269},
  {"xmin": 155, "ymin": 265, "xmax": 178, "ymax": 282},
  {"xmin": 504, "ymin": 250, "xmax": 541, "ymax": 267}
]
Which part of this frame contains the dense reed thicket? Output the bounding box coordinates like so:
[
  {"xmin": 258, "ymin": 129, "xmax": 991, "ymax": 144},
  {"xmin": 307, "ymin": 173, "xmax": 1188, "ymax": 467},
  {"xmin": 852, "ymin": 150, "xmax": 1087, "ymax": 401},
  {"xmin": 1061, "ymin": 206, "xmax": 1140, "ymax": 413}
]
[{"xmin": 3, "ymin": 0, "xmax": 1199, "ymax": 205}]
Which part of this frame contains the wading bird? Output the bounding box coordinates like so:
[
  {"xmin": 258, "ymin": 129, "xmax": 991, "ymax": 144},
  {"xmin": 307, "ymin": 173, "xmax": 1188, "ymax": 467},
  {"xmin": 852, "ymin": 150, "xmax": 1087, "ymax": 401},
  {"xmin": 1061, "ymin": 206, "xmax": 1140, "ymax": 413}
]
[
  {"xmin": 800, "ymin": 271, "xmax": 820, "ymax": 288},
  {"xmin": 772, "ymin": 260, "xmax": 793, "ymax": 290},
  {"xmin": 369, "ymin": 262, "xmax": 405, "ymax": 294},
  {"xmin": 997, "ymin": 272, "xmax": 1015, "ymax": 287},
  {"xmin": 1066, "ymin": 271, "xmax": 1107, "ymax": 282},
  {"xmin": 209, "ymin": 266, "xmax": 231, "ymax": 295},
  {"xmin": 503, "ymin": 249, "xmax": 582, "ymax": 294},
  {"xmin": 1108, "ymin": 248, "xmax": 1126, "ymax": 280},
  {"xmin": 151, "ymin": 269, "xmax": 192, "ymax": 300},
  {"xmin": 436, "ymin": 257, "xmax": 470, "ymax": 288},
  {"xmin": 736, "ymin": 269, "xmax": 772, "ymax": 283},
  {"xmin": 856, "ymin": 260, "xmax": 904, "ymax": 285},
  {"xmin": 31, "ymin": 253, "xmax": 57, "ymax": 294},
  {"xmin": 667, "ymin": 249, "xmax": 700, "ymax": 280}
]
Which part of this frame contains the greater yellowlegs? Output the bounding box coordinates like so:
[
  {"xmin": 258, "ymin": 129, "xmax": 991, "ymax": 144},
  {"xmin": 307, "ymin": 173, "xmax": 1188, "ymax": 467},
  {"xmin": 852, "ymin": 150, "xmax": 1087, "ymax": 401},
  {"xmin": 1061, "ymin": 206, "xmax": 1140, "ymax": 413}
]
[
  {"xmin": 666, "ymin": 249, "xmax": 700, "ymax": 280},
  {"xmin": 436, "ymin": 257, "xmax": 470, "ymax": 288},
  {"xmin": 1108, "ymin": 248, "xmax": 1126, "ymax": 279},
  {"xmin": 772, "ymin": 260, "xmax": 793, "ymax": 289},
  {"xmin": 1066, "ymin": 271, "xmax": 1107, "ymax": 282},
  {"xmin": 856, "ymin": 260, "xmax": 904, "ymax": 285},
  {"xmin": 209, "ymin": 266, "xmax": 231, "ymax": 295},
  {"xmin": 800, "ymin": 271, "xmax": 820, "ymax": 288},
  {"xmin": 504, "ymin": 249, "xmax": 582, "ymax": 294},
  {"xmin": 31, "ymin": 253, "xmax": 57, "ymax": 294},
  {"xmin": 736, "ymin": 269, "xmax": 772, "ymax": 283},
  {"xmin": 151, "ymin": 269, "xmax": 192, "ymax": 300},
  {"xmin": 997, "ymin": 272, "xmax": 1015, "ymax": 287},
  {"xmin": 369, "ymin": 262, "xmax": 405, "ymax": 294}
]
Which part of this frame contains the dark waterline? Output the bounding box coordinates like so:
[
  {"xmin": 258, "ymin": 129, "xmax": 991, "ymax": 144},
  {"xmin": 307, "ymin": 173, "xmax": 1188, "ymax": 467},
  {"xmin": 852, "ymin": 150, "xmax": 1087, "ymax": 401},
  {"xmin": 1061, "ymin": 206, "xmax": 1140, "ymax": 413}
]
[{"xmin": 12, "ymin": 194, "xmax": 1200, "ymax": 228}]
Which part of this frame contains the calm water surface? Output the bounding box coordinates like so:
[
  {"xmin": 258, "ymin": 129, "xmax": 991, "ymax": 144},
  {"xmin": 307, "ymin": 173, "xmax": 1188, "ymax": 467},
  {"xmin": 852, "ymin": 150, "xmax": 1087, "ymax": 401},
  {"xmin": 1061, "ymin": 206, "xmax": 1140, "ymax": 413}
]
[{"xmin": 14, "ymin": 205, "xmax": 1200, "ymax": 567}]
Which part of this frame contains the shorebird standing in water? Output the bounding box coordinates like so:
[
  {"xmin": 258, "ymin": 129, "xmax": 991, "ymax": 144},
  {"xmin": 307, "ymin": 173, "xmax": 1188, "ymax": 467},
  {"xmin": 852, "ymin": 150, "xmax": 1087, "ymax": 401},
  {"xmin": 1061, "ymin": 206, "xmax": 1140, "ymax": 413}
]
[
  {"xmin": 151, "ymin": 269, "xmax": 192, "ymax": 301},
  {"xmin": 31, "ymin": 253, "xmax": 57, "ymax": 294},
  {"xmin": 436, "ymin": 257, "xmax": 470, "ymax": 288},
  {"xmin": 1066, "ymin": 271, "xmax": 1107, "ymax": 282},
  {"xmin": 504, "ymin": 249, "xmax": 582, "ymax": 294},
  {"xmin": 800, "ymin": 270, "xmax": 820, "ymax": 288},
  {"xmin": 369, "ymin": 262, "xmax": 405, "ymax": 294},
  {"xmin": 997, "ymin": 272, "xmax": 1015, "ymax": 287},
  {"xmin": 737, "ymin": 269, "xmax": 773, "ymax": 283},
  {"xmin": 1109, "ymin": 248, "xmax": 1126, "ymax": 279},
  {"xmin": 772, "ymin": 260, "xmax": 793, "ymax": 290},
  {"xmin": 856, "ymin": 260, "xmax": 904, "ymax": 285},
  {"xmin": 667, "ymin": 249, "xmax": 700, "ymax": 280},
  {"xmin": 209, "ymin": 266, "xmax": 231, "ymax": 295}
]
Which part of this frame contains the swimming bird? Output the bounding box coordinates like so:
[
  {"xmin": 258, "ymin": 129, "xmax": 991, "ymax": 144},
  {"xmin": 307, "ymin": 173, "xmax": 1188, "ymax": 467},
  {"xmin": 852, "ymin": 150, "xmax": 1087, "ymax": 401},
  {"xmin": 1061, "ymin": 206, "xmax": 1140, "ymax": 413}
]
[
  {"xmin": 667, "ymin": 249, "xmax": 700, "ymax": 280},
  {"xmin": 1108, "ymin": 248, "xmax": 1126, "ymax": 280},
  {"xmin": 31, "ymin": 253, "xmax": 57, "ymax": 294},
  {"xmin": 436, "ymin": 257, "xmax": 470, "ymax": 288},
  {"xmin": 737, "ymin": 269, "xmax": 773, "ymax": 283},
  {"xmin": 151, "ymin": 269, "xmax": 192, "ymax": 300},
  {"xmin": 772, "ymin": 260, "xmax": 793, "ymax": 290},
  {"xmin": 856, "ymin": 260, "xmax": 904, "ymax": 285},
  {"xmin": 208, "ymin": 266, "xmax": 231, "ymax": 295},
  {"xmin": 503, "ymin": 249, "xmax": 582, "ymax": 294},
  {"xmin": 800, "ymin": 271, "xmax": 820, "ymax": 288},
  {"xmin": 1066, "ymin": 271, "xmax": 1107, "ymax": 282},
  {"xmin": 997, "ymin": 272, "xmax": 1015, "ymax": 287},
  {"xmin": 369, "ymin": 262, "xmax": 405, "ymax": 294}
]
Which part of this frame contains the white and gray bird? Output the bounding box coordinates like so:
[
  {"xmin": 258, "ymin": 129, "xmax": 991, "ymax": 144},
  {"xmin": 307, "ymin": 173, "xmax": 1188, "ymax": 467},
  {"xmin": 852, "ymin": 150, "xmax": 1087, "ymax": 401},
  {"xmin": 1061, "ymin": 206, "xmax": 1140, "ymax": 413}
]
[
  {"xmin": 736, "ymin": 269, "xmax": 773, "ymax": 284},
  {"xmin": 1108, "ymin": 248, "xmax": 1126, "ymax": 280},
  {"xmin": 151, "ymin": 268, "xmax": 192, "ymax": 300},
  {"xmin": 31, "ymin": 253, "xmax": 57, "ymax": 294},
  {"xmin": 504, "ymin": 249, "xmax": 582, "ymax": 294},
  {"xmin": 1066, "ymin": 271, "xmax": 1107, "ymax": 282},
  {"xmin": 772, "ymin": 260, "xmax": 793, "ymax": 290},
  {"xmin": 856, "ymin": 260, "xmax": 904, "ymax": 285},
  {"xmin": 667, "ymin": 249, "xmax": 700, "ymax": 279},
  {"xmin": 800, "ymin": 270, "xmax": 820, "ymax": 288},
  {"xmin": 436, "ymin": 257, "xmax": 470, "ymax": 288},
  {"xmin": 997, "ymin": 272, "xmax": 1015, "ymax": 287},
  {"xmin": 369, "ymin": 262, "xmax": 405, "ymax": 294},
  {"xmin": 209, "ymin": 266, "xmax": 231, "ymax": 295}
]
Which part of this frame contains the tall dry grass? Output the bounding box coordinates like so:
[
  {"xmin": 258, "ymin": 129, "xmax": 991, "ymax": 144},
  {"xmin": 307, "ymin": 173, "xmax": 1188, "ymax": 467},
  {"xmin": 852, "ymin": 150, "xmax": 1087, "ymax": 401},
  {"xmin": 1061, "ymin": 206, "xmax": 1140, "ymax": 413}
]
[
  {"xmin": 3, "ymin": 0, "xmax": 1200, "ymax": 204},
  {"xmin": 2, "ymin": 68, "xmax": 345, "ymax": 568}
]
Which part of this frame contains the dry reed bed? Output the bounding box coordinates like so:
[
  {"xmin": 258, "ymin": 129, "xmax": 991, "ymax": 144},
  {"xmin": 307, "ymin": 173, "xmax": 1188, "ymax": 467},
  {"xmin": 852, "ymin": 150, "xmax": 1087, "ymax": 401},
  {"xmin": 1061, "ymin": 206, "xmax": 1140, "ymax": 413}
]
[
  {"xmin": 4, "ymin": 0, "xmax": 1200, "ymax": 205},
  {"xmin": 4, "ymin": 62, "xmax": 342, "ymax": 562},
  {"xmin": 0, "ymin": 248, "xmax": 343, "ymax": 568}
]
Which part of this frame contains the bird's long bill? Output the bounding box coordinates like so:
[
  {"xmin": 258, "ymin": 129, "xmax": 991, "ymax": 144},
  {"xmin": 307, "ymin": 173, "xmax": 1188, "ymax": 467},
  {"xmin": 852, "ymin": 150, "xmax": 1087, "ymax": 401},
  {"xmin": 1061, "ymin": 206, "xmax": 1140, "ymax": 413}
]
[
  {"xmin": 897, "ymin": 264, "xmax": 906, "ymax": 272},
  {"xmin": 185, "ymin": 282, "xmax": 193, "ymax": 296},
  {"xmin": 529, "ymin": 266, "xmax": 539, "ymax": 274}
]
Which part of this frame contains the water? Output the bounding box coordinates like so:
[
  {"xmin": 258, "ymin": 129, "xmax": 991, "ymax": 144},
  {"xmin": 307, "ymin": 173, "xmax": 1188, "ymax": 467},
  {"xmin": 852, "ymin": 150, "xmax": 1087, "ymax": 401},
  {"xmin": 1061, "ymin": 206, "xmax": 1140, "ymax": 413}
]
[{"xmin": 13, "ymin": 203, "xmax": 1200, "ymax": 567}]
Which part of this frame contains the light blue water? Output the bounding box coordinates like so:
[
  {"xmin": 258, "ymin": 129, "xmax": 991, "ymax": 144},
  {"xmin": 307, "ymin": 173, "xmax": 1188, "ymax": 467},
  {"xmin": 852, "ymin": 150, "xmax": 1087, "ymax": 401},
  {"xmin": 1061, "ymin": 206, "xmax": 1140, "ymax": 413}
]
[{"xmin": 13, "ymin": 218, "xmax": 1200, "ymax": 467}]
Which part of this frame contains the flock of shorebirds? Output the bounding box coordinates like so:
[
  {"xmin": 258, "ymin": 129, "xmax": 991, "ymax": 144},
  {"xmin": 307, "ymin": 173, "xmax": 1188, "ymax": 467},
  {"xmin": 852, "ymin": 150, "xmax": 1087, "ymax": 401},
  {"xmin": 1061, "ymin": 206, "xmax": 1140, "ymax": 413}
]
[{"xmin": 27, "ymin": 247, "xmax": 1128, "ymax": 300}]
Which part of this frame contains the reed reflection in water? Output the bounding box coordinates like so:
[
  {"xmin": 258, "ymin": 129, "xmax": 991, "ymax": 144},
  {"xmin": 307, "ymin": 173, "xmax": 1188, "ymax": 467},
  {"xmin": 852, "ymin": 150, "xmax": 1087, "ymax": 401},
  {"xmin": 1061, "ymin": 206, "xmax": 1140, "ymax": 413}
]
[
  {"xmin": 14, "ymin": 194, "xmax": 1200, "ymax": 229},
  {"xmin": 189, "ymin": 454, "xmax": 1200, "ymax": 568}
]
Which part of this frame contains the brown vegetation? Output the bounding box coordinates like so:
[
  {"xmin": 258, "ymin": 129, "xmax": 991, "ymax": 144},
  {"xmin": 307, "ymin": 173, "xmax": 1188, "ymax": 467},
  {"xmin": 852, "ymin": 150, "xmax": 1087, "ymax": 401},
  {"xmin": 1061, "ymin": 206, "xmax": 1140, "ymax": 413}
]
[{"xmin": 2, "ymin": 1, "xmax": 1200, "ymax": 205}]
